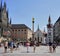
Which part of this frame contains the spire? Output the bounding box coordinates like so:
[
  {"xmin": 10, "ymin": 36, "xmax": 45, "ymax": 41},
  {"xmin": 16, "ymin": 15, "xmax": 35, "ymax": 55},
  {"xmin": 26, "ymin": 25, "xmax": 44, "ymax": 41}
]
[
  {"xmin": 0, "ymin": 0, "xmax": 2, "ymax": 8},
  {"xmin": 10, "ymin": 18, "xmax": 11, "ymax": 24},
  {"xmin": 7, "ymin": 10, "xmax": 8, "ymax": 18},
  {"xmin": 44, "ymin": 27, "xmax": 45, "ymax": 32},
  {"xmin": 48, "ymin": 16, "xmax": 51, "ymax": 24},
  {"xmin": 4, "ymin": 1, "xmax": 6, "ymax": 10},
  {"xmin": 0, "ymin": 0, "xmax": 2, "ymax": 22},
  {"xmin": 37, "ymin": 24, "xmax": 39, "ymax": 31}
]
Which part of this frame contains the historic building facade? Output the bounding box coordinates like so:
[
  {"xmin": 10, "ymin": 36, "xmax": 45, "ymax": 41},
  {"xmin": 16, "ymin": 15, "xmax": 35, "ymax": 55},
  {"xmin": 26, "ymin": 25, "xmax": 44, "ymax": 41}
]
[
  {"xmin": 34, "ymin": 25, "xmax": 47, "ymax": 44},
  {"xmin": 11, "ymin": 24, "xmax": 32, "ymax": 43},
  {"xmin": 47, "ymin": 16, "xmax": 53, "ymax": 43},
  {"xmin": 0, "ymin": 1, "xmax": 11, "ymax": 39},
  {"xmin": 53, "ymin": 17, "xmax": 60, "ymax": 43}
]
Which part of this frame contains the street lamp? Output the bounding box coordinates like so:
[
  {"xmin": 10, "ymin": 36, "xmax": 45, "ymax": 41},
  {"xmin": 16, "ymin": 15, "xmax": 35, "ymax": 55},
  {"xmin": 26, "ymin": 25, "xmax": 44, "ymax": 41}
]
[{"xmin": 32, "ymin": 17, "xmax": 34, "ymax": 44}]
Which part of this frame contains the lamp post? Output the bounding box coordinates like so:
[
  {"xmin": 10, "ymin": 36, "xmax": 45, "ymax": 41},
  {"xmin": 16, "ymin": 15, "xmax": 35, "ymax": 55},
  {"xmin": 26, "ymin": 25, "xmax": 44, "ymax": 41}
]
[
  {"xmin": 32, "ymin": 18, "xmax": 37, "ymax": 53},
  {"xmin": 32, "ymin": 18, "xmax": 34, "ymax": 44}
]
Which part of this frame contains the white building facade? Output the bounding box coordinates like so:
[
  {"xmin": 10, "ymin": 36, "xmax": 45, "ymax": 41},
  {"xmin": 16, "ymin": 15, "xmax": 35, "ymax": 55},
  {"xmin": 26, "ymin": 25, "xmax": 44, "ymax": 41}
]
[
  {"xmin": 47, "ymin": 16, "xmax": 53, "ymax": 43},
  {"xmin": 34, "ymin": 25, "xmax": 46, "ymax": 44}
]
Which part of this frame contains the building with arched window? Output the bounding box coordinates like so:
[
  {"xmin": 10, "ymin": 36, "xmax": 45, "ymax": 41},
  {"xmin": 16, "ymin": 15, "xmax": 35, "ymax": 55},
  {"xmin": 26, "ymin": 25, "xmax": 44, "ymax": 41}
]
[
  {"xmin": 47, "ymin": 16, "xmax": 53, "ymax": 43},
  {"xmin": 34, "ymin": 25, "xmax": 47, "ymax": 44}
]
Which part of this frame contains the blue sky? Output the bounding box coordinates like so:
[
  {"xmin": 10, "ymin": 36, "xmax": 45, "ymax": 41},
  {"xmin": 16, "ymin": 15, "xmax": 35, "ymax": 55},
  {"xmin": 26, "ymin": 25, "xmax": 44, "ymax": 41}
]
[{"xmin": 2, "ymin": 0, "xmax": 60, "ymax": 32}]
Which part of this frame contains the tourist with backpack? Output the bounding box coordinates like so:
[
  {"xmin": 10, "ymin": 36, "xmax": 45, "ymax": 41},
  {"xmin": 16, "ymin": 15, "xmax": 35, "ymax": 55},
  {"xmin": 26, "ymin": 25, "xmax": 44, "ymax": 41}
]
[{"xmin": 9, "ymin": 40, "xmax": 14, "ymax": 53}]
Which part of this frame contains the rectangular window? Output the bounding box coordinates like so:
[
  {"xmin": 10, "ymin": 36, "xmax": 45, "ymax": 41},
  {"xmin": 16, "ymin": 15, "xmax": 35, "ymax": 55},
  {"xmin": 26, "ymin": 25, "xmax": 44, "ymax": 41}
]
[{"xmin": 48, "ymin": 32, "xmax": 51, "ymax": 36}]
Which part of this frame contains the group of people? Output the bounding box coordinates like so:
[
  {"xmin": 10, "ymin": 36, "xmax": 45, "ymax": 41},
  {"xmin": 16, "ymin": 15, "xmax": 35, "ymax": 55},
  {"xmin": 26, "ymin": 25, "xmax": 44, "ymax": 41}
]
[
  {"xmin": 33, "ymin": 41, "xmax": 57, "ymax": 53},
  {"xmin": 49, "ymin": 41, "xmax": 57, "ymax": 53},
  {"xmin": 3, "ymin": 40, "xmax": 20, "ymax": 53},
  {"xmin": 3, "ymin": 40, "xmax": 57, "ymax": 53},
  {"xmin": 26, "ymin": 41, "xmax": 57, "ymax": 53}
]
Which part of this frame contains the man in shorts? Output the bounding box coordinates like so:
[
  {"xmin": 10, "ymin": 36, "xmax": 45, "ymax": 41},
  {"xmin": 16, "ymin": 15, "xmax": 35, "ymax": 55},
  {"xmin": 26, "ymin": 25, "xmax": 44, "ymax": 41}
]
[{"xmin": 4, "ymin": 41, "xmax": 8, "ymax": 53}]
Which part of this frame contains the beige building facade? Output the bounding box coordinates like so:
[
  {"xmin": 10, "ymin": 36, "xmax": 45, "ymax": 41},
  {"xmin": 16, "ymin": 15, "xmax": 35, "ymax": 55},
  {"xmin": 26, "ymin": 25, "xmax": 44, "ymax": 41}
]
[{"xmin": 11, "ymin": 24, "xmax": 32, "ymax": 43}]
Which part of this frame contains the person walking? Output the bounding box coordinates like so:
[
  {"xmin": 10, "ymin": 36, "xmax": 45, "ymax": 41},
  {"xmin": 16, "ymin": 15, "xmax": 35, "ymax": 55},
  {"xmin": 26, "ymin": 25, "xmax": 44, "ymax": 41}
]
[
  {"xmin": 4, "ymin": 40, "xmax": 8, "ymax": 53},
  {"xmin": 26, "ymin": 42, "xmax": 30, "ymax": 53},
  {"xmin": 49, "ymin": 42, "xmax": 52, "ymax": 53},
  {"xmin": 33, "ymin": 41, "xmax": 36, "ymax": 53},
  {"xmin": 33, "ymin": 44, "xmax": 36, "ymax": 53},
  {"xmin": 52, "ymin": 41, "xmax": 57, "ymax": 52},
  {"xmin": 9, "ymin": 40, "xmax": 14, "ymax": 53}
]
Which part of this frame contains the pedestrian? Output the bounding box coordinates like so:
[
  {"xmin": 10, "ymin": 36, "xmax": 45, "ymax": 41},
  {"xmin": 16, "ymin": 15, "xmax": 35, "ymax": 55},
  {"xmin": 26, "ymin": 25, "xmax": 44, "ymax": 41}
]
[
  {"xmin": 33, "ymin": 41, "xmax": 36, "ymax": 53},
  {"xmin": 13, "ymin": 42, "xmax": 16, "ymax": 49},
  {"xmin": 4, "ymin": 40, "xmax": 8, "ymax": 53},
  {"xmin": 0, "ymin": 42, "xmax": 1, "ymax": 47},
  {"xmin": 26, "ymin": 42, "xmax": 30, "ymax": 53},
  {"xmin": 8, "ymin": 41, "xmax": 11, "ymax": 48},
  {"xmin": 33, "ymin": 44, "xmax": 36, "ymax": 53},
  {"xmin": 16, "ymin": 42, "xmax": 20, "ymax": 48},
  {"xmin": 9, "ymin": 40, "xmax": 14, "ymax": 53},
  {"xmin": 52, "ymin": 41, "xmax": 57, "ymax": 52},
  {"xmin": 48, "ymin": 42, "xmax": 52, "ymax": 53}
]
